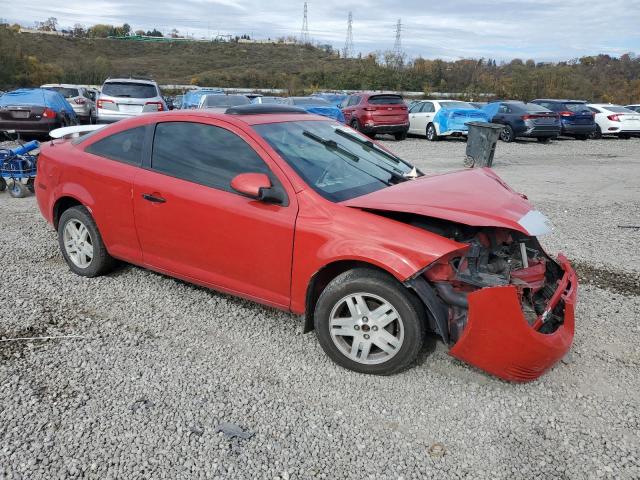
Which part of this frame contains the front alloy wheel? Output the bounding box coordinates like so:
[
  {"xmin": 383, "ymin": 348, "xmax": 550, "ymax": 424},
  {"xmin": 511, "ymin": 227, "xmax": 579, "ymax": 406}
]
[
  {"xmin": 314, "ymin": 268, "xmax": 426, "ymax": 375},
  {"xmin": 329, "ymin": 293, "xmax": 404, "ymax": 365}
]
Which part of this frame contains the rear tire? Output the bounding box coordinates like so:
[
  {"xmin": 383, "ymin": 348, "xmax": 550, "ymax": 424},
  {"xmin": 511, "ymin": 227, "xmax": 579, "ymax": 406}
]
[
  {"xmin": 314, "ymin": 268, "xmax": 426, "ymax": 375},
  {"xmin": 591, "ymin": 125, "xmax": 602, "ymax": 140},
  {"xmin": 0, "ymin": 178, "xmax": 6, "ymax": 192},
  {"xmin": 9, "ymin": 181, "xmax": 28, "ymax": 198},
  {"xmin": 58, "ymin": 206, "xmax": 115, "ymax": 277},
  {"xmin": 426, "ymin": 123, "xmax": 439, "ymax": 142},
  {"xmin": 394, "ymin": 130, "xmax": 408, "ymax": 141},
  {"xmin": 350, "ymin": 119, "xmax": 361, "ymax": 131},
  {"xmin": 500, "ymin": 125, "xmax": 515, "ymax": 142}
]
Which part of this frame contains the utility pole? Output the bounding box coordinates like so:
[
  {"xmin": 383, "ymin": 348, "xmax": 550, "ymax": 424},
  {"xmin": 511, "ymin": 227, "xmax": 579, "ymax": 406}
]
[
  {"xmin": 343, "ymin": 12, "xmax": 354, "ymax": 58},
  {"xmin": 300, "ymin": 2, "xmax": 310, "ymax": 44}
]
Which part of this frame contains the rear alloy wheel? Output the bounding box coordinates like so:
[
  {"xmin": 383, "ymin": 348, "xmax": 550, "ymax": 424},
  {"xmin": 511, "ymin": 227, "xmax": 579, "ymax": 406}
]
[
  {"xmin": 314, "ymin": 268, "xmax": 426, "ymax": 375},
  {"xmin": 500, "ymin": 125, "xmax": 515, "ymax": 142},
  {"xmin": 58, "ymin": 206, "xmax": 115, "ymax": 277},
  {"xmin": 591, "ymin": 125, "xmax": 602, "ymax": 140},
  {"xmin": 426, "ymin": 123, "xmax": 439, "ymax": 141}
]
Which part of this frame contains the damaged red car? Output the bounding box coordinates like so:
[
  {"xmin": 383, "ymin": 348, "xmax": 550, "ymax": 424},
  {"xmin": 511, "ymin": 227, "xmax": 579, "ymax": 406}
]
[{"xmin": 35, "ymin": 105, "xmax": 577, "ymax": 381}]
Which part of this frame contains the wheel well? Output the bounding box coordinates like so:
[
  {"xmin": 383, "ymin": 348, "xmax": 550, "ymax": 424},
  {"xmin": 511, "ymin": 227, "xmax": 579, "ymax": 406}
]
[
  {"xmin": 53, "ymin": 196, "xmax": 82, "ymax": 229},
  {"xmin": 303, "ymin": 260, "xmax": 397, "ymax": 333}
]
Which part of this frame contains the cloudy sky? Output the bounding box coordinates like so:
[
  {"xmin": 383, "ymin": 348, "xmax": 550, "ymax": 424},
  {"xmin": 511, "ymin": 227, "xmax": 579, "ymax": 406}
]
[{"xmin": 4, "ymin": 0, "xmax": 640, "ymax": 61}]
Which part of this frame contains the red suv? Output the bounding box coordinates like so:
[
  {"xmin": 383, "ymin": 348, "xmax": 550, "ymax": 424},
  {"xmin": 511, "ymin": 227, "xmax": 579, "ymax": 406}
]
[
  {"xmin": 36, "ymin": 105, "xmax": 577, "ymax": 381},
  {"xmin": 341, "ymin": 93, "xmax": 409, "ymax": 140}
]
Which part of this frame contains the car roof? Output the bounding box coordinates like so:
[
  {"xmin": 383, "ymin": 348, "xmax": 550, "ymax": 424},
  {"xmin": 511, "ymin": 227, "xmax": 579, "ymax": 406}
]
[
  {"xmin": 41, "ymin": 84, "xmax": 83, "ymax": 89},
  {"xmin": 532, "ymin": 99, "xmax": 587, "ymax": 103},
  {"xmin": 115, "ymin": 109, "xmax": 329, "ymax": 127},
  {"xmin": 104, "ymin": 78, "xmax": 157, "ymax": 85}
]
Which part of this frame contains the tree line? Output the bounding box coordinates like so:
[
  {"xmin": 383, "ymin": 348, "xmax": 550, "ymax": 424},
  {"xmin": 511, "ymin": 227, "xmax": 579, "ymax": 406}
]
[{"xmin": 1, "ymin": 25, "xmax": 638, "ymax": 104}]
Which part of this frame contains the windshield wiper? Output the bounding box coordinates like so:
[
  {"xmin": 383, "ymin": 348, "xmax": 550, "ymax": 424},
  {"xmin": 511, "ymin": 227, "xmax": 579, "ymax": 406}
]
[
  {"xmin": 334, "ymin": 128, "xmax": 401, "ymax": 163},
  {"xmin": 303, "ymin": 130, "xmax": 360, "ymax": 162},
  {"xmin": 303, "ymin": 130, "xmax": 409, "ymax": 185}
]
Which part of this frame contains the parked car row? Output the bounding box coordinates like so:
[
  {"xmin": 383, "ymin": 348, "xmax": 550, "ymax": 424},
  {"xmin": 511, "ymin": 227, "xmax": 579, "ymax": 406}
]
[{"xmin": 2, "ymin": 80, "xmax": 639, "ymax": 143}]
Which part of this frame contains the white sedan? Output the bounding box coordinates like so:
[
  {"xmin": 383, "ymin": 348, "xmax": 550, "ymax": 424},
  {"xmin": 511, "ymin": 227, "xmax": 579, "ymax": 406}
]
[
  {"xmin": 408, "ymin": 100, "xmax": 486, "ymax": 141},
  {"xmin": 587, "ymin": 104, "xmax": 640, "ymax": 139}
]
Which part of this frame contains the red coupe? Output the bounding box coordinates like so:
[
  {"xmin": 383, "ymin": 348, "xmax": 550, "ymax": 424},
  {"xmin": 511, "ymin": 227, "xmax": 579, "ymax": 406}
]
[{"xmin": 36, "ymin": 105, "xmax": 577, "ymax": 381}]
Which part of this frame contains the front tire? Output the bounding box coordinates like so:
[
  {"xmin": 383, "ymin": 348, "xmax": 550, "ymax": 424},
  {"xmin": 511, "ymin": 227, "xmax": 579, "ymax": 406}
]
[
  {"xmin": 314, "ymin": 268, "xmax": 426, "ymax": 375},
  {"xmin": 58, "ymin": 206, "xmax": 115, "ymax": 277}
]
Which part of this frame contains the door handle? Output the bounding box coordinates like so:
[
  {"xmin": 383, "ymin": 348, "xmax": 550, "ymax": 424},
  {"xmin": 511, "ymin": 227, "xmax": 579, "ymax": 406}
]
[{"xmin": 142, "ymin": 193, "xmax": 166, "ymax": 203}]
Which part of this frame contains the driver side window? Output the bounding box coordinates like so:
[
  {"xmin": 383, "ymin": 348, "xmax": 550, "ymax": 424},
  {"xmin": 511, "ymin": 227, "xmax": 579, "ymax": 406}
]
[{"xmin": 151, "ymin": 122, "xmax": 272, "ymax": 194}]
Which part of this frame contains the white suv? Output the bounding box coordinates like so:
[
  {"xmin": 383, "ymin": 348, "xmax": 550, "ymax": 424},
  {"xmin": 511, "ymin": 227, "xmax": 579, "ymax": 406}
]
[{"xmin": 96, "ymin": 78, "xmax": 166, "ymax": 123}]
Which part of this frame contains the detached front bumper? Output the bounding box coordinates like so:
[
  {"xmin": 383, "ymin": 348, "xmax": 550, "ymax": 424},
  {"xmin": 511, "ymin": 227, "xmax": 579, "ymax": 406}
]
[{"xmin": 448, "ymin": 255, "xmax": 577, "ymax": 382}]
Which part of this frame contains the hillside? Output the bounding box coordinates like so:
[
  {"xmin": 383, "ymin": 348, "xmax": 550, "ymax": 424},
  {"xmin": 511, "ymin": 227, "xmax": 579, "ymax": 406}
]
[
  {"xmin": 1, "ymin": 27, "xmax": 639, "ymax": 103},
  {"xmin": 0, "ymin": 28, "xmax": 357, "ymax": 89}
]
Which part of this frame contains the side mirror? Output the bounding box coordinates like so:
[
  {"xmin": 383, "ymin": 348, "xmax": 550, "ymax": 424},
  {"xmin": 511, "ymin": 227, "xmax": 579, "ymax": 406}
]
[{"xmin": 231, "ymin": 173, "xmax": 283, "ymax": 203}]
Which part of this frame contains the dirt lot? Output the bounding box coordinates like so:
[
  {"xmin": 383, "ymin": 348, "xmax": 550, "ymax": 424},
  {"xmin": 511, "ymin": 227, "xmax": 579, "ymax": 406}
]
[{"xmin": 1, "ymin": 136, "xmax": 639, "ymax": 479}]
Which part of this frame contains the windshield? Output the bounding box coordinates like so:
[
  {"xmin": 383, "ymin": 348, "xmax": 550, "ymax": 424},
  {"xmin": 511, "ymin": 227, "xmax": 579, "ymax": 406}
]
[
  {"xmin": 203, "ymin": 95, "xmax": 250, "ymax": 107},
  {"xmin": 292, "ymin": 98, "xmax": 331, "ymax": 106},
  {"xmin": 524, "ymin": 103, "xmax": 551, "ymax": 113},
  {"xmin": 254, "ymin": 120, "xmax": 418, "ymax": 202},
  {"xmin": 440, "ymin": 101, "xmax": 475, "ymax": 110},
  {"xmin": 602, "ymin": 105, "xmax": 636, "ymax": 114},
  {"xmin": 261, "ymin": 97, "xmax": 284, "ymax": 104},
  {"xmin": 43, "ymin": 87, "xmax": 79, "ymax": 98},
  {"xmin": 102, "ymin": 82, "xmax": 157, "ymax": 99},
  {"xmin": 564, "ymin": 103, "xmax": 590, "ymax": 113},
  {"xmin": 368, "ymin": 95, "xmax": 403, "ymax": 105}
]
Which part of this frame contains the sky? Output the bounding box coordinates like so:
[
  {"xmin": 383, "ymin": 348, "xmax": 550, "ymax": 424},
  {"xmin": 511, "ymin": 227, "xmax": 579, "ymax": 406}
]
[{"xmin": 3, "ymin": 0, "xmax": 640, "ymax": 61}]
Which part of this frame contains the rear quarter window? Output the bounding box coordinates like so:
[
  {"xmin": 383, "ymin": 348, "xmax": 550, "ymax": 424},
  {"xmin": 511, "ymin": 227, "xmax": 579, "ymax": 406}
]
[{"xmin": 85, "ymin": 126, "xmax": 146, "ymax": 165}]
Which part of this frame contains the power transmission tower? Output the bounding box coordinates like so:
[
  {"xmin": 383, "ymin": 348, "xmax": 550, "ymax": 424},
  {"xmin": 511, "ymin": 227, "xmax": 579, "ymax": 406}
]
[
  {"xmin": 393, "ymin": 19, "xmax": 402, "ymax": 57},
  {"xmin": 300, "ymin": 2, "xmax": 310, "ymax": 44},
  {"xmin": 343, "ymin": 12, "xmax": 354, "ymax": 58}
]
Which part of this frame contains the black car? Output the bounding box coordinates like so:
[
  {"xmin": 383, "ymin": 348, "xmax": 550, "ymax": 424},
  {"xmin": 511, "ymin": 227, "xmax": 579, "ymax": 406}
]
[
  {"xmin": 530, "ymin": 99, "xmax": 596, "ymax": 139},
  {"xmin": 489, "ymin": 101, "xmax": 561, "ymax": 143}
]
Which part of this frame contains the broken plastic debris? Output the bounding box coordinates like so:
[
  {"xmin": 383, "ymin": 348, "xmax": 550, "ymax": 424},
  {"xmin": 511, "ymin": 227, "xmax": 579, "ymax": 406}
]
[
  {"xmin": 215, "ymin": 422, "xmax": 254, "ymax": 440},
  {"xmin": 428, "ymin": 442, "xmax": 446, "ymax": 458}
]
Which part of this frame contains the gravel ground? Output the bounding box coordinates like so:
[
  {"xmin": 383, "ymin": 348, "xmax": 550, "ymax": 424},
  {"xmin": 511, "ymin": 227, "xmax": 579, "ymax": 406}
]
[{"xmin": 1, "ymin": 136, "xmax": 639, "ymax": 479}]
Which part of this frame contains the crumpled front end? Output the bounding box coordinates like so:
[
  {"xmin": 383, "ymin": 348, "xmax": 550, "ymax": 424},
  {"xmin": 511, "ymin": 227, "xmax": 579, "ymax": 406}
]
[
  {"xmin": 448, "ymin": 255, "xmax": 576, "ymax": 381},
  {"xmin": 407, "ymin": 224, "xmax": 577, "ymax": 382}
]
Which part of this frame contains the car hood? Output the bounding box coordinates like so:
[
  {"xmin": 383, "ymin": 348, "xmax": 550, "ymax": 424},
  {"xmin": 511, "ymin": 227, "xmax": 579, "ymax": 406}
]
[{"xmin": 342, "ymin": 167, "xmax": 552, "ymax": 236}]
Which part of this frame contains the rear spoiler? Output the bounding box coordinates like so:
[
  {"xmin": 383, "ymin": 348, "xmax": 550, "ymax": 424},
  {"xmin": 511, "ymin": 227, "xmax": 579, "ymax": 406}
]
[{"xmin": 49, "ymin": 124, "xmax": 106, "ymax": 140}]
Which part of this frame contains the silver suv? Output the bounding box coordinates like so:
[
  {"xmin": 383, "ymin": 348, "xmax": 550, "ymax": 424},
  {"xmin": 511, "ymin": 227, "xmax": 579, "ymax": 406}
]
[
  {"xmin": 96, "ymin": 78, "xmax": 166, "ymax": 123},
  {"xmin": 41, "ymin": 84, "xmax": 96, "ymax": 124}
]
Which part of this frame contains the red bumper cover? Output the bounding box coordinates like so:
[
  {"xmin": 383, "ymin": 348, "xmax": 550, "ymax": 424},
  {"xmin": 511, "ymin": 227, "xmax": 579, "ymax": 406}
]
[{"xmin": 449, "ymin": 255, "xmax": 577, "ymax": 382}]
